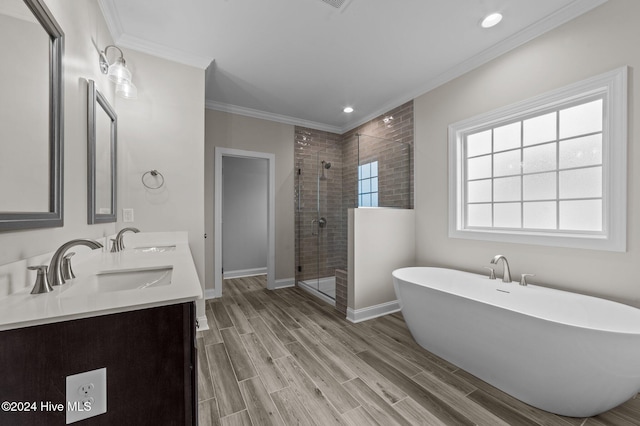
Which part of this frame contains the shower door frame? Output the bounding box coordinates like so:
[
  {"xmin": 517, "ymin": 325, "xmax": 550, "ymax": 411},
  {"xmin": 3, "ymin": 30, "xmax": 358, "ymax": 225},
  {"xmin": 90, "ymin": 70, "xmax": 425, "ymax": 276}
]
[
  {"xmin": 296, "ymin": 149, "xmax": 339, "ymax": 304},
  {"xmin": 213, "ymin": 147, "xmax": 276, "ymax": 298}
]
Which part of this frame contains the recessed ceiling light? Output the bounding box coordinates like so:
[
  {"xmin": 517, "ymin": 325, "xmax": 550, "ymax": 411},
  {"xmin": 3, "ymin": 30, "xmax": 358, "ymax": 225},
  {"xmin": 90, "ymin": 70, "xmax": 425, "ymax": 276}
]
[
  {"xmin": 343, "ymin": 106, "xmax": 354, "ymax": 113},
  {"xmin": 481, "ymin": 12, "xmax": 503, "ymax": 28}
]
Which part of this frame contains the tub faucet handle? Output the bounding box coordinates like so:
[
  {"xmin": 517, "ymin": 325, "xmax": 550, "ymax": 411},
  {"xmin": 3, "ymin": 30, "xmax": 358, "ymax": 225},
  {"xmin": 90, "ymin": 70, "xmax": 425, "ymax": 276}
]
[
  {"xmin": 483, "ymin": 267, "xmax": 496, "ymax": 280},
  {"xmin": 520, "ymin": 274, "xmax": 535, "ymax": 286}
]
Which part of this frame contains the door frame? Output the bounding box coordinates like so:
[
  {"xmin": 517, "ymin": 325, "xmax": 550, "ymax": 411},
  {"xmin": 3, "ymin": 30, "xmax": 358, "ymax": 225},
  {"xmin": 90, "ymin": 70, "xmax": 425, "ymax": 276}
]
[{"xmin": 214, "ymin": 147, "xmax": 276, "ymax": 297}]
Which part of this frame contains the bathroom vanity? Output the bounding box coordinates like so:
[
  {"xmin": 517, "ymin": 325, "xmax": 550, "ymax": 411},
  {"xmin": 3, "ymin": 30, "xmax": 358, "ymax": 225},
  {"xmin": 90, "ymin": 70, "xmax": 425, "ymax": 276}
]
[{"xmin": 0, "ymin": 232, "xmax": 202, "ymax": 425}]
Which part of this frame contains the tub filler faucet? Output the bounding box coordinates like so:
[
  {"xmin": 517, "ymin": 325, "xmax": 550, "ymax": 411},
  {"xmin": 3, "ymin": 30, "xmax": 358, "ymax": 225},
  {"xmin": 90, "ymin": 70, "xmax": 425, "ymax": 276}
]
[{"xmin": 490, "ymin": 255, "xmax": 512, "ymax": 283}]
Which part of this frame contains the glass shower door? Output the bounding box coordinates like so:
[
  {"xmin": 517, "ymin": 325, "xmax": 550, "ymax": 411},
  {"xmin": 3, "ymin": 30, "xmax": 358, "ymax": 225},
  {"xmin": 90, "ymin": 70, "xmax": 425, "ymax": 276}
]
[
  {"xmin": 314, "ymin": 150, "xmax": 333, "ymax": 299},
  {"xmin": 296, "ymin": 149, "xmax": 336, "ymax": 302}
]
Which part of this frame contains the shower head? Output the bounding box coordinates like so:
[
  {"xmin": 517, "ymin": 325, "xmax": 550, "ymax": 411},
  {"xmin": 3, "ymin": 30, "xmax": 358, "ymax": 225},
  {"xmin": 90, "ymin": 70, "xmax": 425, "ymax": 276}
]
[{"xmin": 320, "ymin": 160, "xmax": 331, "ymax": 180}]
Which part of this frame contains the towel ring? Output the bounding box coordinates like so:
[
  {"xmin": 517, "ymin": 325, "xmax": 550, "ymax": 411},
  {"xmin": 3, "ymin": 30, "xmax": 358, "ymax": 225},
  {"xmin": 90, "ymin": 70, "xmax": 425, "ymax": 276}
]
[{"xmin": 142, "ymin": 170, "xmax": 165, "ymax": 189}]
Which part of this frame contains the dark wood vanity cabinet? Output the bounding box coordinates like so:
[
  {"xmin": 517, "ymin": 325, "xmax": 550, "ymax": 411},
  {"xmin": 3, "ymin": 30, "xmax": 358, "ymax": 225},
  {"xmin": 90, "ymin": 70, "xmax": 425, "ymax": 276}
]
[{"xmin": 0, "ymin": 302, "xmax": 197, "ymax": 425}]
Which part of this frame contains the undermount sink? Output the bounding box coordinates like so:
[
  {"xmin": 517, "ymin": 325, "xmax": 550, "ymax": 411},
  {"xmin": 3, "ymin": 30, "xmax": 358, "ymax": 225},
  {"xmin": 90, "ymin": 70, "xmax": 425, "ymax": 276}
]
[
  {"xmin": 60, "ymin": 266, "xmax": 173, "ymax": 298},
  {"xmin": 133, "ymin": 245, "xmax": 176, "ymax": 253}
]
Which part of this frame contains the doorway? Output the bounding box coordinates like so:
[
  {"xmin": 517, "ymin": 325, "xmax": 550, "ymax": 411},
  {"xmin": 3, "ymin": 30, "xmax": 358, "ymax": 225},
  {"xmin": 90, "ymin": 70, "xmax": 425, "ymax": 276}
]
[{"xmin": 214, "ymin": 148, "xmax": 275, "ymax": 297}]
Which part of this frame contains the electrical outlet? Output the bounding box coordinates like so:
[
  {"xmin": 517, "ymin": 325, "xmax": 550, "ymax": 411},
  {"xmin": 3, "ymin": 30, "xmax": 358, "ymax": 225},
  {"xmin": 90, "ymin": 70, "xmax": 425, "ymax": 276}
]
[
  {"xmin": 122, "ymin": 208, "xmax": 134, "ymax": 222},
  {"xmin": 66, "ymin": 368, "xmax": 106, "ymax": 424},
  {"xmin": 78, "ymin": 383, "xmax": 94, "ymax": 396}
]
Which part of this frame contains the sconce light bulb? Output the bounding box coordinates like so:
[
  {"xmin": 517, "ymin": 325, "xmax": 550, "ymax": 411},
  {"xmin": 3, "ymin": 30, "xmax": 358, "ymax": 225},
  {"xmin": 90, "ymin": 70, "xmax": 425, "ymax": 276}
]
[
  {"xmin": 107, "ymin": 57, "xmax": 132, "ymax": 85},
  {"xmin": 116, "ymin": 81, "xmax": 137, "ymax": 99}
]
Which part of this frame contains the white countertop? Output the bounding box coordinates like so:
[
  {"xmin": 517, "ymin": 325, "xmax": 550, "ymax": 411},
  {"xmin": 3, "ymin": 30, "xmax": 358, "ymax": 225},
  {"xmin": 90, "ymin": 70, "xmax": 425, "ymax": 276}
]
[{"xmin": 0, "ymin": 232, "xmax": 202, "ymax": 331}]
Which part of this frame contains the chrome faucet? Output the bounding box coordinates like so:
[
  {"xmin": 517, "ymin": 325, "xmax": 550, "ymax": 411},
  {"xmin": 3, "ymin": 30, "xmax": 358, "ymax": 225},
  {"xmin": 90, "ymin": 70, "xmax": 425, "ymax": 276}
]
[
  {"xmin": 28, "ymin": 265, "xmax": 54, "ymax": 294},
  {"xmin": 112, "ymin": 227, "xmax": 140, "ymax": 252},
  {"xmin": 490, "ymin": 255, "xmax": 512, "ymax": 283},
  {"xmin": 48, "ymin": 239, "xmax": 104, "ymax": 286}
]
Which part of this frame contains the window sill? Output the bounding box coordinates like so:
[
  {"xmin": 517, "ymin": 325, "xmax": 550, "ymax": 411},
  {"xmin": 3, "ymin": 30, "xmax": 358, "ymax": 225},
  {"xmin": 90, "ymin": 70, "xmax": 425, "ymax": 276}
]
[{"xmin": 448, "ymin": 227, "xmax": 625, "ymax": 252}]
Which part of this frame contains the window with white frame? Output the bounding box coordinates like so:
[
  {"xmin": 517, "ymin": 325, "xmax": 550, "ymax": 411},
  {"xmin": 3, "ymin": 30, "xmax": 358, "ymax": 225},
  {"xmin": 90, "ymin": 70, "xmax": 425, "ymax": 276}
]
[
  {"xmin": 358, "ymin": 161, "xmax": 378, "ymax": 207},
  {"xmin": 449, "ymin": 67, "xmax": 627, "ymax": 251}
]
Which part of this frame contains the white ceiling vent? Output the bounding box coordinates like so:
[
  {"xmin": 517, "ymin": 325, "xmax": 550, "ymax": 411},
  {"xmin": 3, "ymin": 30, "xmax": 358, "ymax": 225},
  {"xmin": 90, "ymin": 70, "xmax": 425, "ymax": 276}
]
[{"xmin": 320, "ymin": 0, "xmax": 353, "ymax": 10}]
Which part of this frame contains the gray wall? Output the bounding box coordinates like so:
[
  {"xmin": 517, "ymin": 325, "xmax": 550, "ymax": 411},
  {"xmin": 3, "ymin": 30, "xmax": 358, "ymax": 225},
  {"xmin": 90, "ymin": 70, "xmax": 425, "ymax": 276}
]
[
  {"xmin": 205, "ymin": 110, "xmax": 295, "ymax": 291},
  {"xmin": 222, "ymin": 156, "xmax": 268, "ymax": 274},
  {"xmin": 414, "ymin": 0, "xmax": 640, "ymax": 306}
]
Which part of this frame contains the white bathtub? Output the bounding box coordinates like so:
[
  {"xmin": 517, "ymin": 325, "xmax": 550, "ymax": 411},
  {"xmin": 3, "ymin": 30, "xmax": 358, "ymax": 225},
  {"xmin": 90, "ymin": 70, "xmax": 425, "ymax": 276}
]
[{"xmin": 392, "ymin": 267, "xmax": 640, "ymax": 417}]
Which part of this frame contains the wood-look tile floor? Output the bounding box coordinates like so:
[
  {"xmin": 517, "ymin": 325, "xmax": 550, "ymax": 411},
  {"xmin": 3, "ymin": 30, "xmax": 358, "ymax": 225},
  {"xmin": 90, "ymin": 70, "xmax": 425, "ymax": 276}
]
[{"xmin": 196, "ymin": 276, "xmax": 640, "ymax": 426}]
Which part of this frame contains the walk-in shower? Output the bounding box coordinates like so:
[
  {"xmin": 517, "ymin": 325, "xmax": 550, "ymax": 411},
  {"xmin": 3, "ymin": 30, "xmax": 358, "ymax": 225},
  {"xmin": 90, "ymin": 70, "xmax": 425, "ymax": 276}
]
[
  {"xmin": 296, "ymin": 148, "xmax": 342, "ymax": 305},
  {"xmin": 295, "ymin": 128, "xmax": 412, "ymax": 308}
]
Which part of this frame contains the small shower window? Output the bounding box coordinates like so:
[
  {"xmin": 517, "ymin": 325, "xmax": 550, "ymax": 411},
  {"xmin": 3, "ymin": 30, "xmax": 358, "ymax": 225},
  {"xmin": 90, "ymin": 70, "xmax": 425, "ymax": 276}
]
[{"xmin": 358, "ymin": 161, "xmax": 378, "ymax": 207}]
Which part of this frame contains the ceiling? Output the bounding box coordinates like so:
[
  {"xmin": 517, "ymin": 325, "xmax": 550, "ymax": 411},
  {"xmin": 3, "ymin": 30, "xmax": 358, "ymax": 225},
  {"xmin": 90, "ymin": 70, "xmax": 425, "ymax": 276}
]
[{"xmin": 98, "ymin": 0, "xmax": 606, "ymax": 133}]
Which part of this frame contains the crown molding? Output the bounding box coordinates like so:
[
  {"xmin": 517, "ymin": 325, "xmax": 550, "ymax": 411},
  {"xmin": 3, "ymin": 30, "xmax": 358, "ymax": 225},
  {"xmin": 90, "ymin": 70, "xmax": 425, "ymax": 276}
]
[
  {"xmin": 205, "ymin": 100, "xmax": 344, "ymax": 134},
  {"xmin": 97, "ymin": 0, "xmax": 212, "ymax": 69},
  {"xmin": 117, "ymin": 34, "xmax": 213, "ymax": 69},
  {"xmin": 97, "ymin": 0, "xmax": 124, "ymax": 42},
  {"xmin": 339, "ymin": 97, "xmax": 415, "ymax": 134}
]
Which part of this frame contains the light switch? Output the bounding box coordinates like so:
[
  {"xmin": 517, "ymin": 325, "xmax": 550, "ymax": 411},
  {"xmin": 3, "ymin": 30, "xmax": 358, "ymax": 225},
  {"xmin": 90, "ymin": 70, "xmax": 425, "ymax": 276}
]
[{"xmin": 122, "ymin": 208, "xmax": 134, "ymax": 222}]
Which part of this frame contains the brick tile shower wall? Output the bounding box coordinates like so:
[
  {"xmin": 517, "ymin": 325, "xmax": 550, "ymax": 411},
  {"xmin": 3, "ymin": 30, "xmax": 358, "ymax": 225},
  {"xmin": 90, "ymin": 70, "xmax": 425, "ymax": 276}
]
[
  {"xmin": 295, "ymin": 101, "xmax": 414, "ymax": 286},
  {"xmin": 295, "ymin": 128, "xmax": 345, "ymax": 282},
  {"xmin": 342, "ymin": 101, "xmax": 414, "ymax": 212}
]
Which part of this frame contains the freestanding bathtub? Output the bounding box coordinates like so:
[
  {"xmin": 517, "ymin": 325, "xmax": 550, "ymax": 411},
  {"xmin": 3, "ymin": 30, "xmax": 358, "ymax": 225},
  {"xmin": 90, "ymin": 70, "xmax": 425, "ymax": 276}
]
[{"xmin": 392, "ymin": 267, "xmax": 640, "ymax": 417}]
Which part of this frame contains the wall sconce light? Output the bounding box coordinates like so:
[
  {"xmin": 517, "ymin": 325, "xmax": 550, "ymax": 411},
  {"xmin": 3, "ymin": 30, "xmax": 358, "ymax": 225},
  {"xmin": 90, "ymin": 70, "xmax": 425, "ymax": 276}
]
[{"xmin": 99, "ymin": 45, "xmax": 137, "ymax": 99}]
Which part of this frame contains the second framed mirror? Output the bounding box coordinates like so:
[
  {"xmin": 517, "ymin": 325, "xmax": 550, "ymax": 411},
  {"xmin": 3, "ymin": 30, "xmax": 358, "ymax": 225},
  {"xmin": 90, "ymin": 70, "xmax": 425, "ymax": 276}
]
[{"xmin": 87, "ymin": 79, "xmax": 117, "ymax": 224}]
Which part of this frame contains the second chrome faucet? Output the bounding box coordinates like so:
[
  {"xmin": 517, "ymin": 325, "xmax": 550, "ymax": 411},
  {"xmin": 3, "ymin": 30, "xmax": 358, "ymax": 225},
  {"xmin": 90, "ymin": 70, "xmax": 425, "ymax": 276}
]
[
  {"xmin": 488, "ymin": 255, "xmax": 534, "ymax": 286},
  {"xmin": 111, "ymin": 227, "xmax": 140, "ymax": 252}
]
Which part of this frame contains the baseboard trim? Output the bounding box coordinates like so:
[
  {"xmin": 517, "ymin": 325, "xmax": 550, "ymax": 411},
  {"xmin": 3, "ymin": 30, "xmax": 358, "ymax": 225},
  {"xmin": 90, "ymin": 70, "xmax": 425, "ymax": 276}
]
[
  {"xmin": 273, "ymin": 278, "xmax": 295, "ymax": 289},
  {"xmin": 204, "ymin": 288, "xmax": 217, "ymax": 300},
  {"xmin": 223, "ymin": 267, "xmax": 267, "ymax": 279},
  {"xmin": 197, "ymin": 315, "xmax": 209, "ymax": 331},
  {"xmin": 346, "ymin": 300, "xmax": 401, "ymax": 323}
]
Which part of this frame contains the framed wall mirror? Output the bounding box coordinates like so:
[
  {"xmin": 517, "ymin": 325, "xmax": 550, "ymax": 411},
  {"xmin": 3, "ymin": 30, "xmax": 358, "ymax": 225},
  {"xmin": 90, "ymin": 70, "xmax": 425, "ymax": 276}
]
[
  {"xmin": 0, "ymin": 0, "xmax": 64, "ymax": 231},
  {"xmin": 87, "ymin": 79, "xmax": 117, "ymax": 224}
]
